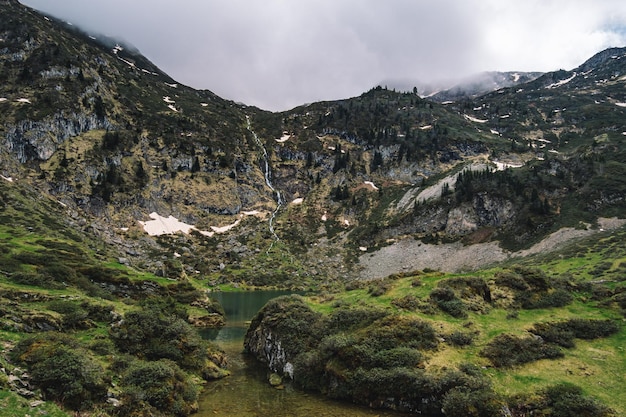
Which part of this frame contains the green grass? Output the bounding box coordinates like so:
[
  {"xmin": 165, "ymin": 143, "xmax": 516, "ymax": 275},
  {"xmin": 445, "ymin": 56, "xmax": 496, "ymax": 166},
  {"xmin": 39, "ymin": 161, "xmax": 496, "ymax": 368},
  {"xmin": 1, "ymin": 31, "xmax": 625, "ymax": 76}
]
[
  {"xmin": 0, "ymin": 390, "xmax": 71, "ymax": 417},
  {"xmin": 304, "ymin": 263, "xmax": 626, "ymax": 414}
]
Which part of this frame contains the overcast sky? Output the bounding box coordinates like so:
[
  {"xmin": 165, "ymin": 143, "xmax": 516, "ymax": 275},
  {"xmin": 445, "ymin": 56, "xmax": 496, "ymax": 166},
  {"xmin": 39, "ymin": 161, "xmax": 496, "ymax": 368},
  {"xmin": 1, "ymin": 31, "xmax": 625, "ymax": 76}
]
[{"xmin": 20, "ymin": 0, "xmax": 626, "ymax": 111}]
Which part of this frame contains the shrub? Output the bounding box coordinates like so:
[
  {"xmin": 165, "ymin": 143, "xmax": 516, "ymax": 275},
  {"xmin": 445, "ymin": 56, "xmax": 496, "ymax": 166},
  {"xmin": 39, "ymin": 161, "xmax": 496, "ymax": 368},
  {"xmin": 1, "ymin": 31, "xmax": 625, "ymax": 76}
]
[
  {"xmin": 442, "ymin": 386, "xmax": 502, "ymax": 417},
  {"xmin": 509, "ymin": 383, "xmax": 617, "ymax": 417},
  {"xmin": 368, "ymin": 280, "xmax": 391, "ymax": 296},
  {"xmin": 392, "ymin": 294, "xmax": 420, "ymax": 311},
  {"xmin": 430, "ymin": 287, "xmax": 468, "ymax": 318},
  {"xmin": 47, "ymin": 300, "xmax": 90, "ymax": 330},
  {"xmin": 325, "ymin": 305, "xmax": 389, "ymax": 332},
  {"xmin": 447, "ymin": 331, "xmax": 476, "ymax": 347},
  {"xmin": 11, "ymin": 334, "xmax": 107, "ymax": 410},
  {"xmin": 531, "ymin": 319, "xmax": 619, "ymax": 348},
  {"xmin": 480, "ymin": 333, "xmax": 563, "ymax": 367},
  {"xmin": 109, "ymin": 297, "xmax": 214, "ymax": 376},
  {"xmin": 118, "ymin": 359, "xmax": 198, "ymax": 417}
]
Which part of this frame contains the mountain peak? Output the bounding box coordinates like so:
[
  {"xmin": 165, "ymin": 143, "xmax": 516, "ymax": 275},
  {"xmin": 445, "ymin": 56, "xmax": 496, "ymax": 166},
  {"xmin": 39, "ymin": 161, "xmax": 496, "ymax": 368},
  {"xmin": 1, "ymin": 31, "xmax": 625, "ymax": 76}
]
[{"xmin": 577, "ymin": 46, "xmax": 626, "ymax": 72}]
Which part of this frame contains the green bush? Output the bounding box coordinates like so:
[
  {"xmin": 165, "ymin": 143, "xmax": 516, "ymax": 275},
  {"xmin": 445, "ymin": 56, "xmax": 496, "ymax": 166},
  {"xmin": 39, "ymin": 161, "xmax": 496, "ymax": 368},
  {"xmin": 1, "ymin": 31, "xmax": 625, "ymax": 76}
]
[
  {"xmin": 325, "ymin": 305, "xmax": 389, "ymax": 332},
  {"xmin": 430, "ymin": 287, "xmax": 468, "ymax": 318},
  {"xmin": 442, "ymin": 386, "xmax": 502, "ymax": 417},
  {"xmin": 391, "ymin": 294, "xmax": 420, "ymax": 310},
  {"xmin": 11, "ymin": 334, "xmax": 107, "ymax": 410},
  {"xmin": 118, "ymin": 359, "xmax": 198, "ymax": 417},
  {"xmin": 480, "ymin": 333, "xmax": 563, "ymax": 367},
  {"xmin": 521, "ymin": 288, "xmax": 573, "ymax": 309},
  {"xmin": 47, "ymin": 300, "xmax": 90, "ymax": 329},
  {"xmin": 109, "ymin": 297, "xmax": 215, "ymax": 376},
  {"xmin": 510, "ymin": 383, "xmax": 615, "ymax": 417},
  {"xmin": 531, "ymin": 319, "xmax": 619, "ymax": 348},
  {"xmin": 543, "ymin": 383, "xmax": 614, "ymax": 417},
  {"xmin": 447, "ymin": 331, "xmax": 476, "ymax": 347}
]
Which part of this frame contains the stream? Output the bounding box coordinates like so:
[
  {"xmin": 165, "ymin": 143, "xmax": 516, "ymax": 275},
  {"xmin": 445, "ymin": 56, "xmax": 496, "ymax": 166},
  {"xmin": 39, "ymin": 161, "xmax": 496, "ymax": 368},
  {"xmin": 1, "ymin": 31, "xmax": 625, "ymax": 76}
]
[
  {"xmin": 246, "ymin": 116, "xmax": 283, "ymax": 247},
  {"xmin": 197, "ymin": 291, "xmax": 406, "ymax": 417}
]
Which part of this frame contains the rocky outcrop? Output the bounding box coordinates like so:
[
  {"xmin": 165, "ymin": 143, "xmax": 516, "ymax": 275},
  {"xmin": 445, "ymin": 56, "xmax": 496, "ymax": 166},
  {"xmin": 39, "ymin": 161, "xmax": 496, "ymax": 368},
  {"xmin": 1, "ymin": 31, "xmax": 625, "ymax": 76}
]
[
  {"xmin": 245, "ymin": 327, "xmax": 294, "ymax": 378},
  {"xmin": 244, "ymin": 295, "xmax": 320, "ymax": 380},
  {"xmin": 4, "ymin": 112, "xmax": 112, "ymax": 162},
  {"xmin": 446, "ymin": 193, "xmax": 515, "ymax": 235}
]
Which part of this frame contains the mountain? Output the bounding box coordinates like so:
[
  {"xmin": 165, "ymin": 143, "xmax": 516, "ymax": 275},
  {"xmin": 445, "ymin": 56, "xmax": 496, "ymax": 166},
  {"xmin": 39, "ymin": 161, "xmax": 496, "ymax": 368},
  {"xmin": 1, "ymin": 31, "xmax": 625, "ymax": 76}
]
[
  {"xmin": 381, "ymin": 70, "xmax": 543, "ymax": 102},
  {"xmin": 2, "ymin": 0, "xmax": 626, "ymax": 284},
  {"xmin": 1, "ymin": 1, "xmax": 626, "ymax": 415}
]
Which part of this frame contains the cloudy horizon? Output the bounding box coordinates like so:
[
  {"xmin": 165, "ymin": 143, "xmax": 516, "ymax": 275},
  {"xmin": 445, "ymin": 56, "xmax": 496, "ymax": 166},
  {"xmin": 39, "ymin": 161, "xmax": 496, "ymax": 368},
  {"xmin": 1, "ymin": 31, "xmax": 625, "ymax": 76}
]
[{"xmin": 20, "ymin": 0, "xmax": 626, "ymax": 111}]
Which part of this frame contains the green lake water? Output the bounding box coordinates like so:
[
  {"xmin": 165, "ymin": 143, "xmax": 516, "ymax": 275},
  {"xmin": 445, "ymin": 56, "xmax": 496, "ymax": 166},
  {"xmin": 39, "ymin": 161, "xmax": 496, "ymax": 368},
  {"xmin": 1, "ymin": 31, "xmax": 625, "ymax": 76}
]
[{"xmin": 197, "ymin": 291, "xmax": 406, "ymax": 417}]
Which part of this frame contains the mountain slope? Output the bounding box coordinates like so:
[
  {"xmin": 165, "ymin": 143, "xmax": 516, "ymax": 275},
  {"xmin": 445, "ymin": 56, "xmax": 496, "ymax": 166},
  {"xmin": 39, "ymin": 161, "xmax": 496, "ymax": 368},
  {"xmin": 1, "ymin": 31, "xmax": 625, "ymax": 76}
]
[{"xmin": 1, "ymin": 0, "xmax": 626, "ymax": 286}]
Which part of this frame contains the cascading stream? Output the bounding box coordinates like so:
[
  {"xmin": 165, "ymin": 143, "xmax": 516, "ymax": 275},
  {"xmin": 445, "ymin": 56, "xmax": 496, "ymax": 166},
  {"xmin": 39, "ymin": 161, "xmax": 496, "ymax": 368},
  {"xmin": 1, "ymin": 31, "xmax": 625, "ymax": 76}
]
[{"xmin": 246, "ymin": 116, "xmax": 283, "ymax": 249}]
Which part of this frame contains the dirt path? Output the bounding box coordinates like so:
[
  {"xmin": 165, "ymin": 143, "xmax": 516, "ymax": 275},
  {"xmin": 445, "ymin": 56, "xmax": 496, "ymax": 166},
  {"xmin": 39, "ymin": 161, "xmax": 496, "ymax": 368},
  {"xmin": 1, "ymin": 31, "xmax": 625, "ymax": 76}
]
[{"xmin": 358, "ymin": 218, "xmax": 626, "ymax": 280}]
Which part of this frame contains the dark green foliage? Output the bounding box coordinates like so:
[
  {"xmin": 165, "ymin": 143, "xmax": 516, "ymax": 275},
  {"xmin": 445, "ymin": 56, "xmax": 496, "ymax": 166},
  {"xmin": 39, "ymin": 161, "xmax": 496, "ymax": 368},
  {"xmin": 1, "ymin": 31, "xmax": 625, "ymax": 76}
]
[
  {"xmin": 245, "ymin": 295, "xmax": 323, "ymax": 356},
  {"xmin": 367, "ymin": 279, "xmax": 391, "ymax": 296},
  {"xmin": 519, "ymin": 288, "xmax": 573, "ymax": 309},
  {"xmin": 47, "ymin": 300, "xmax": 89, "ymax": 329},
  {"xmin": 117, "ymin": 359, "xmax": 198, "ymax": 417},
  {"xmin": 531, "ymin": 319, "xmax": 619, "ymax": 348},
  {"xmin": 510, "ymin": 383, "xmax": 616, "ymax": 417},
  {"xmin": 325, "ymin": 305, "xmax": 389, "ymax": 332},
  {"xmin": 109, "ymin": 297, "xmax": 213, "ymax": 375},
  {"xmin": 430, "ymin": 287, "xmax": 468, "ymax": 318},
  {"xmin": 495, "ymin": 266, "xmax": 573, "ymax": 309},
  {"xmin": 447, "ymin": 331, "xmax": 476, "ymax": 347},
  {"xmin": 391, "ymin": 294, "xmax": 421, "ymax": 310},
  {"xmin": 442, "ymin": 385, "xmax": 502, "ymax": 417},
  {"xmin": 480, "ymin": 333, "xmax": 564, "ymax": 367},
  {"xmin": 11, "ymin": 334, "xmax": 107, "ymax": 410}
]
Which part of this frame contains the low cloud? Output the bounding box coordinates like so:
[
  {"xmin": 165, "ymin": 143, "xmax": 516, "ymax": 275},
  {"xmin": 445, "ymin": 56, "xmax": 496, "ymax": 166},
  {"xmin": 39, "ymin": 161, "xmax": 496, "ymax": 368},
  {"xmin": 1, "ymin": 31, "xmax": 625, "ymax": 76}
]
[{"xmin": 22, "ymin": 0, "xmax": 626, "ymax": 111}]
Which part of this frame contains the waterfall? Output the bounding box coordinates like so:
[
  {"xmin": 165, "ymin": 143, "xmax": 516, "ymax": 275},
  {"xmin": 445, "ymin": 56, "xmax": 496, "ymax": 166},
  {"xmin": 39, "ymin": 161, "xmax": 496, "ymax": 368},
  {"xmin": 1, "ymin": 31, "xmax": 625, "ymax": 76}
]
[{"xmin": 246, "ymin": 116, "xmax": 283, "ymax": 247}]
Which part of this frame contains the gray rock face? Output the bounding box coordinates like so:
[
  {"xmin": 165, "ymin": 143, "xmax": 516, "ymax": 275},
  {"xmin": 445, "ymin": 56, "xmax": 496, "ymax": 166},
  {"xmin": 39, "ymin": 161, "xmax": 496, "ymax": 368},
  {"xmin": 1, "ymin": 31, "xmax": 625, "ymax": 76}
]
[
  {"xmin": 5, "ymin": 112, "xmax": 112, "ymax": 162},
  {"xmin": 245, "ymin": 326, "xmax": 294, "ymax": 379},
  {"xmin": 446, "ymin": 193, "xmax": 515, "ymax": 235}
]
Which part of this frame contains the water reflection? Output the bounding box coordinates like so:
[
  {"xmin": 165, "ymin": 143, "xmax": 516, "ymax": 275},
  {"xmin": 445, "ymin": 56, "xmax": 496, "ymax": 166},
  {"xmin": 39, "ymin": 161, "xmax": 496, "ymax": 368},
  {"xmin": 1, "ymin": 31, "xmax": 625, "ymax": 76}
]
[{"xmin": 197, "ymin": 291, "xmax": 406, "ymax": 417}]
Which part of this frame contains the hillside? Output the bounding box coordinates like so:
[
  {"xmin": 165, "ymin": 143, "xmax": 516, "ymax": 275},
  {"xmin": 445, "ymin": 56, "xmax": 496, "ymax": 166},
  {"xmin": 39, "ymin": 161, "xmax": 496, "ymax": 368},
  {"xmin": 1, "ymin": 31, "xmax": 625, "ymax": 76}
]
[{"xmin": 1, "ymin": 1, "xmax": 626, "ymax": 415}]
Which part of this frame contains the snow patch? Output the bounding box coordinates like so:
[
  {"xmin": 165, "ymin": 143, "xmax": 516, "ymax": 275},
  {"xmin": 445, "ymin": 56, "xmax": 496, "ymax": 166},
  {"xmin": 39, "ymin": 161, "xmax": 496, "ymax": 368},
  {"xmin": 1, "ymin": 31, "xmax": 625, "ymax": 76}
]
[
  {"xmin": 359, "ymin": 246, "xmax": 368, "ymax": 252},
  {"xmin": 167, "ymin": 104, "xmax": 179, "ymax": 112},
  {"xmin": 363, "ymin": 181, "xmax": 379, "ymax": 191},
  {"xmin": 418, "ymin": 125, "xmax": 432, "ymax": 130},
  {"xmin": 291, "ymin": 198, "xmax": 304, "ymax": 205},
  {"xmin": 321, "ymin": 212, "xmax": 327, "ymax": 222},
  {"xmin": 16, "ymin": 98, "xmax": 31, "ymax": 104},
  {"xmin": 139, "ymin": 213, "xmax": 197, "ymax": 236},
  {"xmin": 163, "ymin": 96, "xmax": 176, "ymax": 104},
  {"xmin": 0, "ymin": 98, "xmax": 7, "ymax": 102},
  {"xmin": 490, "ymin": 129, "xmax": 500, "ymax": 135},
  {"xmin": 138, "ymin": 211, "xmax": 256, "ymax": 237},
  {"xmin": 464, "ymin": 114, "xmax": 488, "ymax": 123},
  {"xmin": 615, "ymin": 102, "xmax": 626, "ymax": 108},
  {"xmin": 118, "ymin": 57, "xmax": 136, "ymax": 68},
  {"xmin": 546, "ymin": 72, "xmax": 576, "ymax": 89},
  {"xmin": 1, "ymin": 175, "xmax": 14, "ymax": 182},
  {"xmin": 200, "ymin": 103, "xmax": 209, "ymax": 107},
  {"xmin": 276, "ymin": 133, "xmax": 291, "ymax": 143},
  {"xmin": 211, "ymin": 219, "xmax": 241, "ymax": 234},
  {"xmin": 492, "ymin": 160, "xmax": 523, "ymax": 171},
  {"xmin": 165, "ymin": 82, "xmax": 178, "ymax": 88}
]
